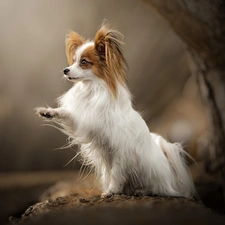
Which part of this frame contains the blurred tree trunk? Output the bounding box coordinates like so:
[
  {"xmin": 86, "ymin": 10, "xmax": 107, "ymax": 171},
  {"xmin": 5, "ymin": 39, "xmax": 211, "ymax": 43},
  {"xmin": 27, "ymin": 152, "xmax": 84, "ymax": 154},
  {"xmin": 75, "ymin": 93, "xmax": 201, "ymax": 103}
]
[{"xmin": 144, "ymin": 0, "xmax": 225, "ymax": 181}]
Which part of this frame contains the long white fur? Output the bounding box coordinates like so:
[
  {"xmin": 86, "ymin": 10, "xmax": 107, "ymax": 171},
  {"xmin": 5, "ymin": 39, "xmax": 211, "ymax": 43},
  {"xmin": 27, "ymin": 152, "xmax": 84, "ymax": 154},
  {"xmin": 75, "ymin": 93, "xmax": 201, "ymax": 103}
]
[{"xmin": 36, "ymin": 31, "xmax": 195, "ymax": 198}]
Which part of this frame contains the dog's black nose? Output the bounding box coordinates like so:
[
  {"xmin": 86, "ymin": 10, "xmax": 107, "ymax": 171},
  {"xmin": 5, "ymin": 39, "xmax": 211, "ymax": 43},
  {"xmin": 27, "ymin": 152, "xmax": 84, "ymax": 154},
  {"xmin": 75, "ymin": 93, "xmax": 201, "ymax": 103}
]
[{"xmin": 63, "ymin": 68, "xmax": 70, "ymax": 75}]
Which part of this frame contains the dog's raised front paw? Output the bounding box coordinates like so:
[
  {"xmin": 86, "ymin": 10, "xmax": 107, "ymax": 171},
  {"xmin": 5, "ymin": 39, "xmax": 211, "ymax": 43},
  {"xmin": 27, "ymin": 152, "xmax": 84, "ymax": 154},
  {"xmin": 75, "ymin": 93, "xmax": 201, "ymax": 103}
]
[{"xmin": 35, "ymin": 107, "xmax": 58, "ymax": 119}]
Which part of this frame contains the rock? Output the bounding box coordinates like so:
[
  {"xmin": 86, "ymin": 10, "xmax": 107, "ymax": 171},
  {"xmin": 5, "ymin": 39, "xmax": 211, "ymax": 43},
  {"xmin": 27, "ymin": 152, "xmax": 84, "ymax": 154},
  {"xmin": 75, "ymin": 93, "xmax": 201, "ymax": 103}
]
[
  {"xmin": 10, "ymin": 194, "xmax": 225, "ymax": 225},
  {"xmin": 3, "ymin": 172, "xmax": 225, "ymax": 225}
]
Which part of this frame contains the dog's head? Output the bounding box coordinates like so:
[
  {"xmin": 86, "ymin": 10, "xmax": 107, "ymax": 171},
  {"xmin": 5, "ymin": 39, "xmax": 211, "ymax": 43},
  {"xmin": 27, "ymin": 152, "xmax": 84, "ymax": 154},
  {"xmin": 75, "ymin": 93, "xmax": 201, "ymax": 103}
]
[{"xmin": 63, "ymin": 22, "xmax": 128, "ymax": 97}]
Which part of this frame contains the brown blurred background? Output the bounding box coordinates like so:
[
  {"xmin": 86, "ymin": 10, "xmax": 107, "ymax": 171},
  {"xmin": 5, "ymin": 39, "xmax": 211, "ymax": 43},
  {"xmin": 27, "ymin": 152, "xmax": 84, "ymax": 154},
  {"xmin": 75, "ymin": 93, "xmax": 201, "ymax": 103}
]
[
  {"xmin": 0, "ymin": 0, "xmax": 208, "ymax": 172},
  {"xmin": 1, "ymin": 1, "xmax": 219, "ymax": 224}
]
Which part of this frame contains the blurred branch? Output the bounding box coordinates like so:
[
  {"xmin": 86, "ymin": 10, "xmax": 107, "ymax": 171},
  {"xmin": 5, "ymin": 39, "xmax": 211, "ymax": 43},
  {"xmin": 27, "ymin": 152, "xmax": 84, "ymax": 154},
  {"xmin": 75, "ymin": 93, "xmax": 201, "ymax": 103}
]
[{"xmin": 144, "ymin": 0, "xmax": 225, "ymax": 185}]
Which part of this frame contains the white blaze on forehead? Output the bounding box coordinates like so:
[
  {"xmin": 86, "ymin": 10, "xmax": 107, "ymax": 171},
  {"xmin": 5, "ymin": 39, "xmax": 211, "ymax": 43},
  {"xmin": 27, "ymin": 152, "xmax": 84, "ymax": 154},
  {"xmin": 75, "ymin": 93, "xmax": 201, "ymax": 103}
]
[{"xmin": 73, "ymin": 41, "xmax": 94, "ymax": 62}]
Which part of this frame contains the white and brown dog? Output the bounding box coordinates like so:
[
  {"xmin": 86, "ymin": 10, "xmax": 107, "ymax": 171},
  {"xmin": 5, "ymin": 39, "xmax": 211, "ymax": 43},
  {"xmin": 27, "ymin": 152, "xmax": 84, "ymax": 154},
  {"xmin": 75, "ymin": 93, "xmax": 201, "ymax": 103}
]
[{"xmin": 36, "ymin": 23, "xmax": 195, "ymax": 198}]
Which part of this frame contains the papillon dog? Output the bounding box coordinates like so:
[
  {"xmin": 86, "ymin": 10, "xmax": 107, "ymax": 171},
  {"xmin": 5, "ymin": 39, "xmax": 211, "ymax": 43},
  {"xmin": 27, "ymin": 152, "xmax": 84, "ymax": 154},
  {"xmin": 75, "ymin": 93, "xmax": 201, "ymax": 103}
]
[{"xmin": 36, "ymin": 22, "xmax": 195, "ymax": 198}]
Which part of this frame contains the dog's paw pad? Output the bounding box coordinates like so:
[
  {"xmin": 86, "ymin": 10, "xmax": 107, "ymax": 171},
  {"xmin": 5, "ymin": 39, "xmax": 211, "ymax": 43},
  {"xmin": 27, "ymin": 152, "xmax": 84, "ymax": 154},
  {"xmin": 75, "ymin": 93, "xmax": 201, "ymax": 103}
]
[
  {"xmin": 40, "ymin": 111, "xmax": 53, "ymax": 118},
  {"xmin": 35, "ymin": 107, "xmax": 57, "ymax": 119}
]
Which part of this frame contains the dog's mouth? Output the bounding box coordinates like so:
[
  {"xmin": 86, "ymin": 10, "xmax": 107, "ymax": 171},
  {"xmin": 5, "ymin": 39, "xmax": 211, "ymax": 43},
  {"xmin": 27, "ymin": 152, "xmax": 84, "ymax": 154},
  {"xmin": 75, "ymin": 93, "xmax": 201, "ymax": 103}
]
[
  {"xmin": 68, "ymin": 77, "xmax": 77, "ymax": 80},
  {"xmin": 67, "ymin": 76, "xmax": 82, "ymax": 82}
]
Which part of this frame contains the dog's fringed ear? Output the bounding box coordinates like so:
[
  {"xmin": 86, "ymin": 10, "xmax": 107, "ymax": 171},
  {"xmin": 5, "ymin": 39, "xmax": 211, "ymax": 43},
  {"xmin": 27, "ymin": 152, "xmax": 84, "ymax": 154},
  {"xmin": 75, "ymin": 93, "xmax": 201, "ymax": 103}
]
[
  {"xmin": 65, "ymin": 31, "xmax": 84, "ymax": 65},
  {"xmin": 94, "ymin": 22, "xmax": 128, "ymax": 98},
  {"xmin": 94, "ymin": 23, "xmax": 126, "ymax": 66}
]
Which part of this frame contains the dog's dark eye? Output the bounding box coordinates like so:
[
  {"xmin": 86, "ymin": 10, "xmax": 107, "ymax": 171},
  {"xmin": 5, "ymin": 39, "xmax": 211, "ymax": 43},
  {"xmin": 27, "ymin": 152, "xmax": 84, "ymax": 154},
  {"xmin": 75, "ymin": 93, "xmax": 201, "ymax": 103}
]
[{"xmin": 80, "ymin": 59, "xmax": 88, "ymax": 65}]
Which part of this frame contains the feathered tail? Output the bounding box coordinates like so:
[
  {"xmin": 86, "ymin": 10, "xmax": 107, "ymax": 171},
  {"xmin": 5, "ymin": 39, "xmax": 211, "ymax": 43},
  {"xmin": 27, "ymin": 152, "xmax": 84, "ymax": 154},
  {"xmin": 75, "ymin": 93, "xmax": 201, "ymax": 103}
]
[{"xmin": 151, "ymin": 133, "xmax": 195, "ymax": 198}]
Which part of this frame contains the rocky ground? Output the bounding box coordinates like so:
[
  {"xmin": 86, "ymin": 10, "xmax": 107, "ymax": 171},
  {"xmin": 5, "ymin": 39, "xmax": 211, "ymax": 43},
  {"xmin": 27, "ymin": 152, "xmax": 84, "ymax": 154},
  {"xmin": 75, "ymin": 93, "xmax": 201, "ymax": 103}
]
[{"xmin": 1, "ymin": 171, "xmax": 225, "ymax": 225}]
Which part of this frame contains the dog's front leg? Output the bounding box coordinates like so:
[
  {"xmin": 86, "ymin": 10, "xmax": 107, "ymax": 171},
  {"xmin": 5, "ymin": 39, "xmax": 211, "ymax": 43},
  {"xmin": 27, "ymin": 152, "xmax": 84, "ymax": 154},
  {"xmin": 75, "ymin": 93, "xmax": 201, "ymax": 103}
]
[{"xmin": 101, "ymin": 159, "xmax": 127, "ymax": 198}]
